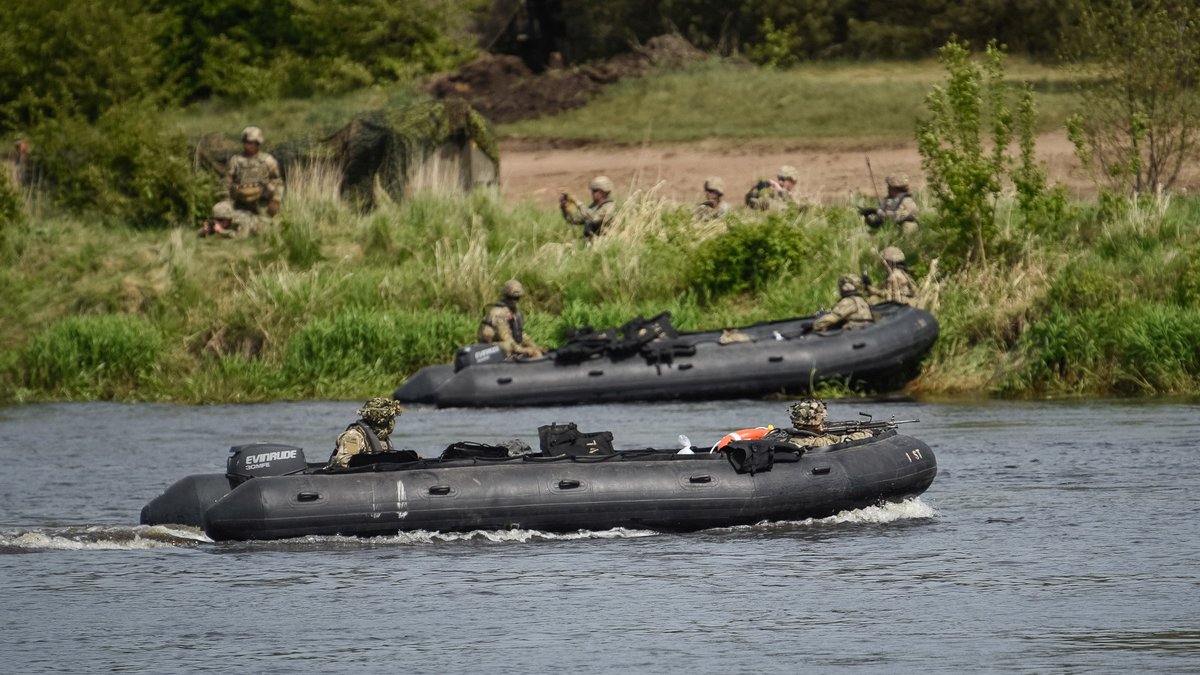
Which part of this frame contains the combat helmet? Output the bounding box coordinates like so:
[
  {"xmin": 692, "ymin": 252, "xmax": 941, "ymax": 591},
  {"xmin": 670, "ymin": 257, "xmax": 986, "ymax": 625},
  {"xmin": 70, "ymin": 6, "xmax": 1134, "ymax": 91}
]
[
  {"xmin": 789, "ymin": 399, "xmax": 827, "ymax": 428},
  {"xmin": 357, "ymin": 397, "xmax": 403, "ymax": 436},
  {"xmin": 589, "ymin": 175, "xmax": 614, "ymax": 193},
  {"xmin": 839, "ymin": 273, "xmax": 862, "ymax": 294},
  {"xmin": 703, "ymin": 177, "xmax": 725, "ymax": 195},
  {"xmin": 777, "ymin": 165, "xmax": 799, "ymax": 182},
  {"xmin": 211, "ymin": 202, "xmax": 235, "ymax": 220},
  {"xmin": 241, "ymin": 126, "xmax": 264, "ymax": 144},
  {"xmin": 880, "ymin": 246, "xmax": 906, "ymax": 265},
  {"xmin": 885, "ymin": 173, "xmax": 909, "ymax": 189},
  {"xmin": 502, "ymin": 279, "xmax": 524, "ymax": 300}
]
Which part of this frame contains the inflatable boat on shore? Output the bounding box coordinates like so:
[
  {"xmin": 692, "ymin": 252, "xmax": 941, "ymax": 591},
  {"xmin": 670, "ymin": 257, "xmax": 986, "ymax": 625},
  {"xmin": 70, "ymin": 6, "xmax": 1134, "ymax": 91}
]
[
  {"xmin": 394, "ymin": 303, "xmax": 938, "ymax": 408},
  {"xmin": 141, "ymin": 422, "xmax": 937, "ymax": 542}
]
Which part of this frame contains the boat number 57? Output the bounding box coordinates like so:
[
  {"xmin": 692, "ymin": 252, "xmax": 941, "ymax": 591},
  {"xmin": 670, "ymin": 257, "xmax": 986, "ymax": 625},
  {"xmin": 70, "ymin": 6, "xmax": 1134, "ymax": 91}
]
[{"xmin": 905, "ymin": 448, "xmax": 923, "ymax": 463}]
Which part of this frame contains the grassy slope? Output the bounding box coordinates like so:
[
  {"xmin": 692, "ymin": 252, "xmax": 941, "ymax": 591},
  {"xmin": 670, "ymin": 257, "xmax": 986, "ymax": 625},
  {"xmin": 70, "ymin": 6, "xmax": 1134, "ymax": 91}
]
[
  {"xmin": 499, "ymin": 58, "xmax": 1081, "ymax": 144},
  {"xmin": 3, "ymin": 60, "xmax": 1198, "ymax": 403}
]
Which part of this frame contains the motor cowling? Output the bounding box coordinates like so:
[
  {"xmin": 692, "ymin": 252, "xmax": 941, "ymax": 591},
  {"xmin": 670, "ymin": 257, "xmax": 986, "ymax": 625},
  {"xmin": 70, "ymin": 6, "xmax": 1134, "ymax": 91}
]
[
  {"xmin": 454, "ymin": 343, "xmax": 505, "ymax": 371},
  {"xmin": 226, "ymin": 443, "xmax": 308, "ymax": 485}
]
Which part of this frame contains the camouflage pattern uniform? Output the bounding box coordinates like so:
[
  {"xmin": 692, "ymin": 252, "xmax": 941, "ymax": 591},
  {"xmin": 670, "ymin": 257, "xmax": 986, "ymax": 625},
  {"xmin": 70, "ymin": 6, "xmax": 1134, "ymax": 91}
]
[
  {"xmin": 813, "ymin": 275, "xmax": 875, "ymax": 331},
  {"xmin": 866, "ymin": 246, "xmax": 919, "ymax": 305},
  {"xmin": 329, "ymin": 397, "xmax": 404, "ymax": 468},
  {"xmin": 771, "ymin": 399, "xmax": 873, "ymax": 449},
  {"xmin": 695, "ymin": 176, "xmax": 731, "ymax": 221},
  {"xmin": 863, "ymin": 173, "xmax": 919, "ymax": 236},
  {"xmin": 478, "ymin": 279, "xmax": 544, "ymax": 358},
  {"xmin": 561, "ymin": 175, "xmax": 617, "ymax": 239},
  {"xmin": 745, "ymin": 165, "xmax": 804, "ymax": 212},
  {"xmin": 220, "ymin": 126, "xmax": 283, "ymax": 235}
]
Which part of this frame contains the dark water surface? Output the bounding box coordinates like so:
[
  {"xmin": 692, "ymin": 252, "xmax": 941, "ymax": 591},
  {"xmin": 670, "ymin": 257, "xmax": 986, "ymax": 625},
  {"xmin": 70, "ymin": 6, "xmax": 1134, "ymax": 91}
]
[{"xmin": 1, "ymin": 399, "xmax": 1197, "ymax": 673}]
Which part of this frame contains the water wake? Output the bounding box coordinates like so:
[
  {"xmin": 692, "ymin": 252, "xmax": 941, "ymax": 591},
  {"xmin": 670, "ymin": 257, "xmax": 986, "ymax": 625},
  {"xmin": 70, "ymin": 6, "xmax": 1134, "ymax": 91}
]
[
  {"xmin": 1, "ymin": 499, "xmax": 934, "ymax": 552},
  {"xmin": 0, "ymin": 525, "xmax": 210, "ymax": 552}
]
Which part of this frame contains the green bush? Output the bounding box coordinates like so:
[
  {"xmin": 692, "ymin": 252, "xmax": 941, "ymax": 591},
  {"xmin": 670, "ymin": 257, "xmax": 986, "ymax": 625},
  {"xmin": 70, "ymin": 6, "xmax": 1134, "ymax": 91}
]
[
  {"xmin": 17, "ymin": 315, "xmax": 163, "ymax": 397},
  {"xmin": 687, "ymin": 216, "xmax": 811, "ymax": 300},
  {"xmin": 281, "ymin": 309, "xmax": 473, "ymax": 387},
  {"xmin": 0, "ymin": 1, "xmax": 173, "ymax": 132},
  {"xmin": 31, "ymin": 105, "xmax": 214, "ymax": 228}
]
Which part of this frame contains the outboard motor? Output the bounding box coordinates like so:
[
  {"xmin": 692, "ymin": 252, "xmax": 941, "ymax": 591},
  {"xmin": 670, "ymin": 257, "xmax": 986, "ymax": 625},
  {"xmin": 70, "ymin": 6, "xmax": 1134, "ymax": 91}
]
[
  {"xmin": 454, "ymin": 343, "xmax": 505, "ymax": 371},
  {"xmin": 227, "ymin": 443, "xmax": 308, "ymax": 486}
]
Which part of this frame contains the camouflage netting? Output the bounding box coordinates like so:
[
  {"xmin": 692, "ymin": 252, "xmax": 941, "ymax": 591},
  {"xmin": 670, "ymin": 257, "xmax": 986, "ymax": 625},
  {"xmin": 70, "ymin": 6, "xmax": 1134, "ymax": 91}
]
[
  {"xmin": 192, "ymin": 98, "xmax": 499, "ymax": 210},
  {"xmin": 329, "ymin": 98, "xmax": 499, "ymax": 209}
]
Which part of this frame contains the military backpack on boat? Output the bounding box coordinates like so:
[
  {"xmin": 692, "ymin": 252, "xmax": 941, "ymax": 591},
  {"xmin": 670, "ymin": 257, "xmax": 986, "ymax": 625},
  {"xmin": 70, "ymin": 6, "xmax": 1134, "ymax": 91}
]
[{"xmin": 537, "ymin": 422, "xmax": 615, "ymax": 457}]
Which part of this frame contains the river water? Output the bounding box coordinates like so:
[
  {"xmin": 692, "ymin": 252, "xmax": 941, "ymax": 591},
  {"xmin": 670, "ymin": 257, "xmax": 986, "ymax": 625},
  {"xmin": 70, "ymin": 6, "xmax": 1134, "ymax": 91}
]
[{"xmin": 1, "ymin": 399, "xmax": 1197, "ymax": 673}]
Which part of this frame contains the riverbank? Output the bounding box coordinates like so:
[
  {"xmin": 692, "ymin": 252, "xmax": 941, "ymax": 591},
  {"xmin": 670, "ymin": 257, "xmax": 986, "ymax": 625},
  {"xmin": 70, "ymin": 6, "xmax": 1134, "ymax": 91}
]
[{"xmin": 3, "ymin": 174, "xmax": 1199, "ymax": 403}]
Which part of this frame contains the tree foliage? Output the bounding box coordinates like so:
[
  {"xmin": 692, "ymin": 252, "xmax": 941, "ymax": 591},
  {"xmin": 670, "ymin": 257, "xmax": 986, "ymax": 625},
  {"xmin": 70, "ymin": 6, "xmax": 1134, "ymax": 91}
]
[
  {"xmin": 1062, "ymin": 0, "xmax": 1200, "ymax": 194},
  {"xmin": 0, "ymin": 0, "xmax": 173, "ymax": 132},
  {"xmin": 917, "ymin": 40, "xmax": 1059, "ymax": 262}
]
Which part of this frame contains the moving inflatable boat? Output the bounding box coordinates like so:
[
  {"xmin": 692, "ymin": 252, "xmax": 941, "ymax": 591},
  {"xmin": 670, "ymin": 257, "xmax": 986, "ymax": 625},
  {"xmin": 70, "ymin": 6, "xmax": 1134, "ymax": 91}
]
[
  {"xmin": 394, "ymin": 303, "xmax": 938, "ymax": 407},
  {"xmin": 141, "ymin": 422, "xmax": 937, "ymax": 542}
]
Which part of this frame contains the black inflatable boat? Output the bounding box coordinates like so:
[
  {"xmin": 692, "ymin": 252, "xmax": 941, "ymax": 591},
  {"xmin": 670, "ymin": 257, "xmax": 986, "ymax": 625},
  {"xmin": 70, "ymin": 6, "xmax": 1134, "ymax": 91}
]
[
  {"xmin": 394, "ymin": 303, "xmax": 938, "ymax": 407},
  {"xmin": 141, "ymin": 423, "xmax": 937, "ymax": 542}
]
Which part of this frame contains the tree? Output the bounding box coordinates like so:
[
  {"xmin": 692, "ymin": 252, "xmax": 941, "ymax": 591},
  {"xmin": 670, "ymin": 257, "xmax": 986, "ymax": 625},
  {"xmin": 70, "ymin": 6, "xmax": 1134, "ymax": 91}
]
[
  {"xmin": 0, "ymin": 0, "xmax": 172, "ymax": 132},
  {"xmin": 1062, "ymin": 0, "xmax": 1200, "ymax": 194},
  {"xmin": 916, "ymin": 40, "xmax": 1012, "ymax": 263}
]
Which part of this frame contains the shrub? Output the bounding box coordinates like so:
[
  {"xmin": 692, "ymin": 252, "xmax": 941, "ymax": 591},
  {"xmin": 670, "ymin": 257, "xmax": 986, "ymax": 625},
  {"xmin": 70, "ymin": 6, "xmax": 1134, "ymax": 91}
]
[
  {"xmin": 31, "ymin": 105, "xmax": 214, "ymax": 228},
  {"xmin": 17, "ymin": 315, "xmax": 162, "ymax": 397},
  {"xmin": 687, "ymin": 216, "xmax": 811, "ymax": 300}
]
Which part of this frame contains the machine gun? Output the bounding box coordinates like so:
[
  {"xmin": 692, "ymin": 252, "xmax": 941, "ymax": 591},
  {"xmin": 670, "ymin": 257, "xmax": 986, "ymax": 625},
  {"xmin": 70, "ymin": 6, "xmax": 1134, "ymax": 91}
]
[{"xmin": 823, "ymin": 412, "xmax": 918, "ymax": 436}]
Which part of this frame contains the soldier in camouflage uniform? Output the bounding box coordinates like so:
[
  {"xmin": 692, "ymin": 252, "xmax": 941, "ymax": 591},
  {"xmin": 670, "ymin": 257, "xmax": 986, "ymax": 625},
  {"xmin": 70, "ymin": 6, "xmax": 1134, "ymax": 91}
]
[
  {"xmin": 745, "ymin": 165, "xmax": 805, "ymax": 212},
  {"xmin": 328, "ymin": 397, "xmax": 405, "ymax": 468},
  {"xmin": 560, "ymin": 175, "xmax": 617, "ymax": 239},
  {"xmin": 813, "ymin": 274, "xmax": 875, "ymax": 331},
  {"xmin": 216, "ymin": 126, "xmax": 283, "ymax": 235},
  {"xmin": 768, "ymin": 399, "xmax": 873, "ymax": 449},
  {"xmin": 478, "ymin": 279, "xmax": 544, "ymax": 359},
  {"xmin": 861, "ymin": 172, "xmax": 919, "ymax": 236},
  {"xmin": 695, "ymin": 176, "xmax": 730, "ymax": 221},
  {"xmin": 865, "ymin": 246, "xmax": 919, "ymax": 306}
]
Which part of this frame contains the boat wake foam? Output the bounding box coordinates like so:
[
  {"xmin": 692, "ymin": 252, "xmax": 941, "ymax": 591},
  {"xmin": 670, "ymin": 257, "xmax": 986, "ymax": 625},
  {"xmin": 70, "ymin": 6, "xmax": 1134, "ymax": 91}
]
[
  {"xmin": 2, "ymin": 499, "xmax": 935, "ymax": 552},
  {"xmin": 0, "ymin": 525, "xmax": 211, "ymax": 552}
]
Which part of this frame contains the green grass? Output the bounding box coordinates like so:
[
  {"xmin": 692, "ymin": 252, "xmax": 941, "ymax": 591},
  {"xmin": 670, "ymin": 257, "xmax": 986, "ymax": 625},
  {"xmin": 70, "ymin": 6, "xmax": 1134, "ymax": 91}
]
[{"xmin": 500, "ymin": 58, "xmax": 1083, "ymax": 144}]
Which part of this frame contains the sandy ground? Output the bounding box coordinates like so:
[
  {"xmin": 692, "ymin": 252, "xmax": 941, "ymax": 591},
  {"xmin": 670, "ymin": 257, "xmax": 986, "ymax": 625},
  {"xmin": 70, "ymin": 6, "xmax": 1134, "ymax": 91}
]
[{"xmin": 499, "ymin": 131, "xmax": 1197, "ymax": 207}]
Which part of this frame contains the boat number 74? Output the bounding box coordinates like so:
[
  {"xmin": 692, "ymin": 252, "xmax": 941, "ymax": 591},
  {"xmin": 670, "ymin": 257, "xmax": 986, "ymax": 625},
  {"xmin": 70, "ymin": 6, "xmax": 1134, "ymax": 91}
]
[{"xmin": 905, "ymin": 448, "xmax": 923, "ymax": 462}]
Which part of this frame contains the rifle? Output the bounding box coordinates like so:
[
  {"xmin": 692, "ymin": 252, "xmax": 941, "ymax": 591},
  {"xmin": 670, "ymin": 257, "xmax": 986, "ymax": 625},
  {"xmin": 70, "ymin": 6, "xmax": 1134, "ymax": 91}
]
[{"xmin": 822, "ymin": 412, "xmax": 919, "ymax": 436}]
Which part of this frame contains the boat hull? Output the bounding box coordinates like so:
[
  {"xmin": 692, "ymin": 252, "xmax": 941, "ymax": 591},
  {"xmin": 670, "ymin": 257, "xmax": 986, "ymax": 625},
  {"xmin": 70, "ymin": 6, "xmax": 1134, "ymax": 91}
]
[
  {"xmin": 395, "ymin": 304, "xmax": 938, "ymax": 407},
  {"xmin": 141, "ymin": 432, "xmax": 936, "ymax": 542}
]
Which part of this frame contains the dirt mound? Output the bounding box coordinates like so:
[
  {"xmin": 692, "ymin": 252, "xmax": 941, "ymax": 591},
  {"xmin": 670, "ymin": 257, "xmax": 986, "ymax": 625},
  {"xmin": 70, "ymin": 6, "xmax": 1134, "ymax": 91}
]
[{"xmin": 427, "ymin": 34, "xmax": 706, "ymax": 124}]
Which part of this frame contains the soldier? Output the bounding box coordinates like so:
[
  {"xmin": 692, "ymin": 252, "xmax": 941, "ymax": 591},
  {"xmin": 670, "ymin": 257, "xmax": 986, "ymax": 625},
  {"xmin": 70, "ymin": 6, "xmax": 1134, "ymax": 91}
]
[
  {"xmin": 865, "ymin": 246, "xmax": 919, "ymax": 306},
  {"xmin": 198, "ymin": 201, "xmax": 235, "ymax": 238},
  {"xmin": 769, "ymin": 399, "xmax": 873, "ymax": 449},
  {"xmin": 328, "ymin": 397, "xmax": 405, "ymax": 468},
  {"xmin": 478, "ymin": 279, "xmax": 544, "ymax": 359},
  {"xmin": 560, "ymin": 175, "xmax": 616, "ymax": 239},
  {"xmin": 220, "ymin": 126, "xmax": 283, "ymax": 233},
  {"xmin": 813, "ymin": 274, "xmax": 875, "ymax": 331},
  {"xmin": 745, "ymin": 165, "xmax": 804, "ymax": 211},
  {"xmin": 695, "ymin": 176, "xmax": 730, "ymax": 221},
  {"xmin": 861, "ymin": 172, "xmax": 919, "ymax": 236}
]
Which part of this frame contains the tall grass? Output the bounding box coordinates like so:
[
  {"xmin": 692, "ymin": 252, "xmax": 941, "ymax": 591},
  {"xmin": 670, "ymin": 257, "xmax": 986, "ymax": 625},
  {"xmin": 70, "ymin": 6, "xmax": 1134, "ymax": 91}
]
[{"xmin": 16, "ymin": 315, "xmax": 163, "ymax": 399}]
